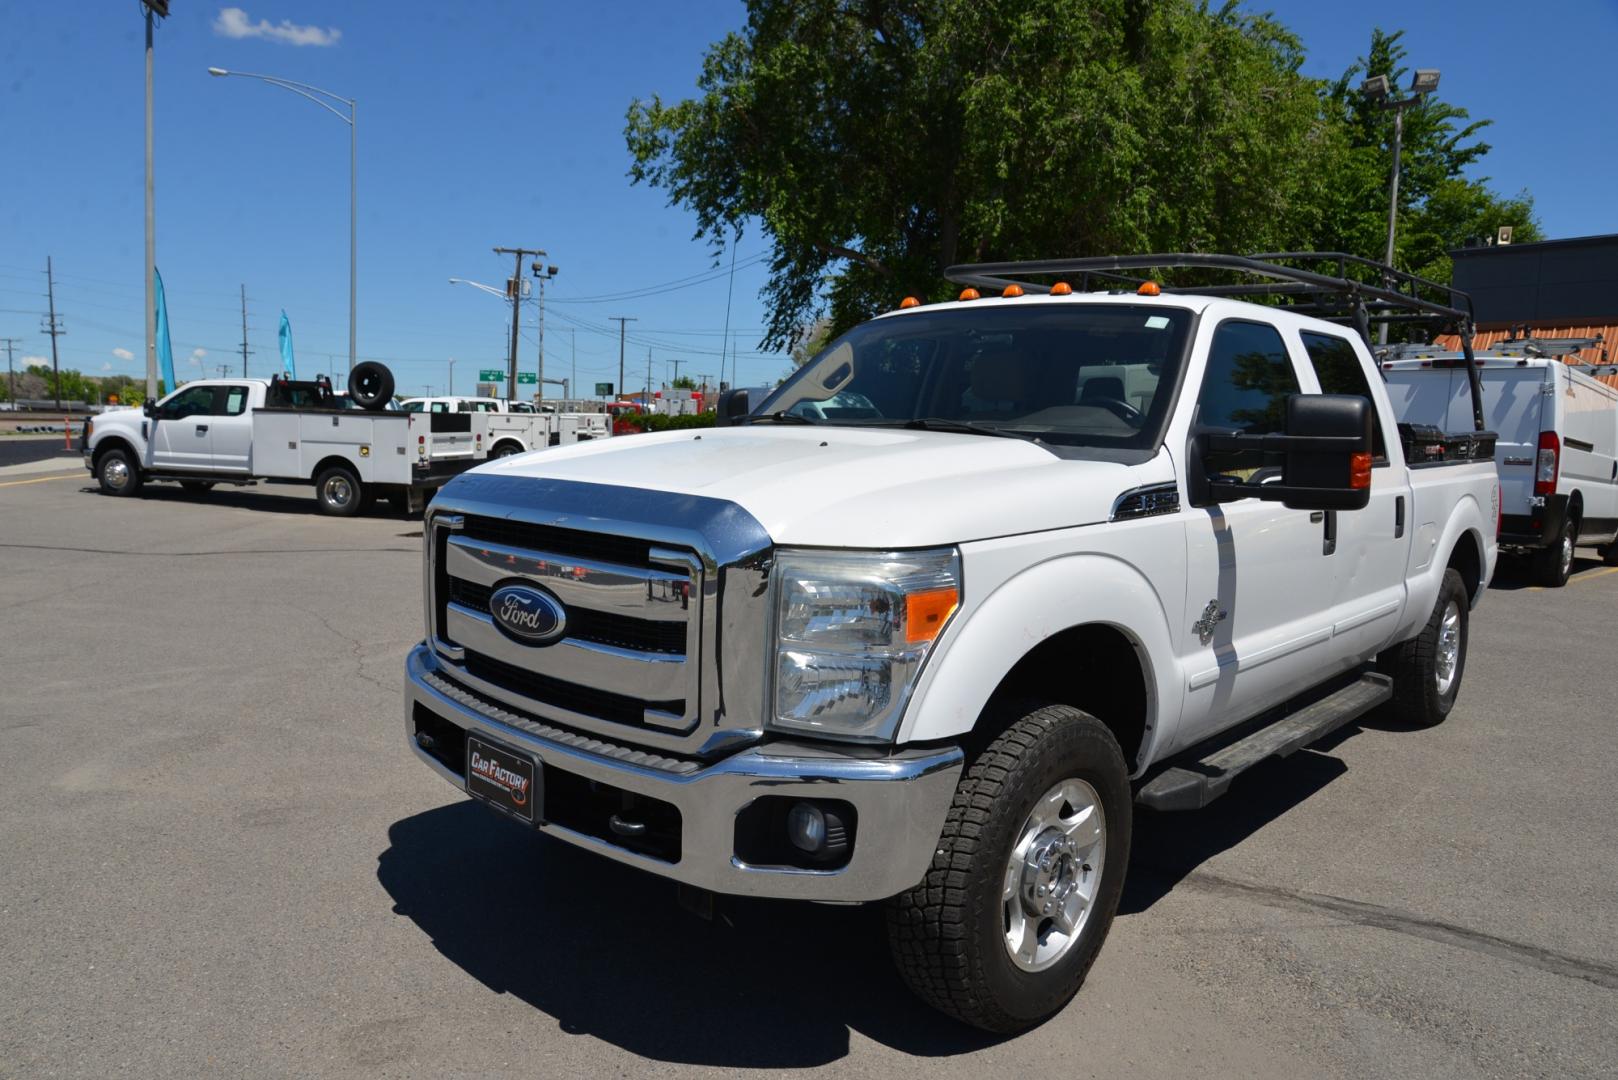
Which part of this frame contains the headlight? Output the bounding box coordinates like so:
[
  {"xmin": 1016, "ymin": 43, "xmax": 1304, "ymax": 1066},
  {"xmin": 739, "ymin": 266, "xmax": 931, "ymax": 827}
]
[{"xmin": 770, "ymin": 548, "xmax": 960, "ymax": 742}]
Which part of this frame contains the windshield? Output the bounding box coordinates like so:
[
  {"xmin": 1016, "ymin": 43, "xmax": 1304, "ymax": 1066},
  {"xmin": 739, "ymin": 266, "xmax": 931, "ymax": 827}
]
[{"xmin": 760, "ymin": 303, "xmax": 1193, "ymax": 451}]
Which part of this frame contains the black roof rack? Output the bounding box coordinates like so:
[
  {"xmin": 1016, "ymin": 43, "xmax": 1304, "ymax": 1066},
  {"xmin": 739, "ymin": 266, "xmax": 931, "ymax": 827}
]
[{"xmin": 943, "ymin": 251, "xmax": 1486, "ymax": 432}]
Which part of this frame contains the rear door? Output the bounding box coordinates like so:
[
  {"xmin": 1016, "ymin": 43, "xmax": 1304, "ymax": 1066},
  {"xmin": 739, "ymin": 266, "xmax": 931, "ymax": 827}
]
[
  {"xmin": 1482, "ymin": 365, "xmax": 1550, "ymax": 519},
  {"xmin": 208, "ymin": 383, "xmax": 255, "ymax": 474},
  {"xmin": 149, "ymin": 385, "xmax": 217, "ymax": 471},
  {"xmin": 1297, "ymin": 330, "xmax": 1410, "ymax": 658},
  {"xmin": 1559, "ymin": 369, "xmax": 1618, "ymax": 541}
]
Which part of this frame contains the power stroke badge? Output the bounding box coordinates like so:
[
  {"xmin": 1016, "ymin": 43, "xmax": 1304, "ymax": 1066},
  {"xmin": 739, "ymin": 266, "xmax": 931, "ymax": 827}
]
[{"xmin": 465, "ymin": 735, "xmax": 538, "ymax": 824}]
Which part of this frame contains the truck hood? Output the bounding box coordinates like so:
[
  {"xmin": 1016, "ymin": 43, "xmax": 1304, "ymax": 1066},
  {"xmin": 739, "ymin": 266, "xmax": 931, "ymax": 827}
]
[{"xmin": 469, "ymin": 426, "xmax": 1171, "ymax": 547}]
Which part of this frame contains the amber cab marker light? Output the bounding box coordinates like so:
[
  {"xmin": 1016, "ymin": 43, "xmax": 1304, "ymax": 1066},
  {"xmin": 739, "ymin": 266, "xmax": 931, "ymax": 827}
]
[
  {"xmin": 1001, "ymin": 284, "xmax": 1024, "ymax": 298},
  {"xmin": 1050, "ymin": 281, "xmax": 1073, "ymax": 295},
  {"xmin": 1350, "ymin": 452, "xmax": 1373, "ymax": 490},
  {"xmin": 898, "ymin": 296, "xmax": 921, "ymax": 309},
  {"xmin": 1137, "ymin": 281, "xmax": 1162, "ymax": 296},
  {"xmin": 958, "ymin": 287, "xmax": 980, "ymax": 301}
]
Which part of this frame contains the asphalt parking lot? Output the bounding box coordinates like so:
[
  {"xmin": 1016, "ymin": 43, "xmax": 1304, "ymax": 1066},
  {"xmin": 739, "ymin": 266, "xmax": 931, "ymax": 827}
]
[{"xmin": 2, "ymin": 468, "xmax": 1616, "ymax": 1078}]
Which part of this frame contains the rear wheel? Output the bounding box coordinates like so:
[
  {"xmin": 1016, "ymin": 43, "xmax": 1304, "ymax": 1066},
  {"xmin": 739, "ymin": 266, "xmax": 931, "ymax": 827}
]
[
  {"xmin": 887, "ymin": 703, "xmax": 1130, "ymax": 1033},
  {"xmin": 96, "ymin": 447, "xmax": 143, "ymax": 497},
  {"xmin": 1378, "ymin": 568, "xmax": 1469, "ymax": 728},
  {"xmin": 491, "ymin": 441, "xmax": 524, "ymax": 458},
  {"xmin": 1532, "ymin": 518, "xmax": 1577, "ymax": 587},
  {"xmin": 313, "ymin": 465, "xmax": 363, "ymax": 517}
]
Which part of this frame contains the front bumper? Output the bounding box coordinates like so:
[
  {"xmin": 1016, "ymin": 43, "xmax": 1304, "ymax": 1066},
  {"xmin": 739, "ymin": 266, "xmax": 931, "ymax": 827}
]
[{"xmin": 404, "ymin": 643, "xmax": 963, "ymax": 901}]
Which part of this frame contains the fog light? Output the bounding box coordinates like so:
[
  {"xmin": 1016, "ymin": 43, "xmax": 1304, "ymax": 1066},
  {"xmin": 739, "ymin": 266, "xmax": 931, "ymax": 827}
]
[{"xmin": 787, "ymin": 802, "xmax": 827, "ymax": 853}]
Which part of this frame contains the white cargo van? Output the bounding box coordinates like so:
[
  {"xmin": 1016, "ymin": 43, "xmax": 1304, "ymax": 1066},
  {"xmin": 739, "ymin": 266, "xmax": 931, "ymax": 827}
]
[{"xmin": 1383, "ymin": 340, "xmax": 1618, "ymax": 586}]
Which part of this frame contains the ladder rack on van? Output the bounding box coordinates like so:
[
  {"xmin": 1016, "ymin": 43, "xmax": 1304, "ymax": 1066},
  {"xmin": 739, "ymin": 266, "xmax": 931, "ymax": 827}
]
[{"xmin": 946, "ymin": 251, "xmax": 1489, "ymax": 433}]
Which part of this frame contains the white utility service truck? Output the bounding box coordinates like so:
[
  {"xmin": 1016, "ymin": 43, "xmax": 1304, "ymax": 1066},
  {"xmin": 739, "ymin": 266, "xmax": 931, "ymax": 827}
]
[
  {"xmin": 399, "ymin": 396, "xmax": 612, "ymax": 458},
  {"xmin": 85, "ymin": 365, "xmax": 480, "ymax": 515},
  {"xmin": 402, "ymin": 253, "xmax": 1500, "ymax": 1032},
  {"xmin": 1383, "ymin": 337, "xmax": 1618, "ymax": 585}
]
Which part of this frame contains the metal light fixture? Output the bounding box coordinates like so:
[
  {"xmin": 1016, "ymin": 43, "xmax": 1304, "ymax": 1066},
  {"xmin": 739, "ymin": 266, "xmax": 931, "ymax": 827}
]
[
  {"xmin": 1410, "ymin": 68, "xmax": 1441, "ymax": 94},
  {"xmin": 1360, "ymin": 74, "xmax": 1390, "ymax": 100}
]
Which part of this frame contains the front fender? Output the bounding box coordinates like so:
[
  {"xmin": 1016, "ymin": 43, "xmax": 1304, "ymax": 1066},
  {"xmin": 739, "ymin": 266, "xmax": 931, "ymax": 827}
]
[{"xmin": 897, "ymin": 551, "xmax": 1182, "ymax": 771}]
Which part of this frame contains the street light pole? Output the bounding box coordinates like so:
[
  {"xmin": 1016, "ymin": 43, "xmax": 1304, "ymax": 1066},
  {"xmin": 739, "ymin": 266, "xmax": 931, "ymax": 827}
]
[
  {"xmin": 1362, "ymin": 68, "xmax": 1440, "ymax": 345},
  {"xmin": 530, "ymin": 262, "xmax": 558, "ymax": 404},
  {"xmin": 143, "ymin": 2, "xmax": 166, "ymax": 401},
  {"xmin": 448, "ymin": 358, "xmax": 455, "ymax": 397},
  {"xmin": 208, "ymin": 66, "xmax": 357, "ymax": 372}
]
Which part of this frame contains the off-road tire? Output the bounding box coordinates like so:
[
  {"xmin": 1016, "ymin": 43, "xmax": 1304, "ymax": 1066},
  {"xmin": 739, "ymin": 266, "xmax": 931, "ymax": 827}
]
[
  {"xmin": 1378, "ymin": 568, "xmax": 1469, "ymax": 728},
  {"xmin": 887, "ymin": 703, "xmax": 1131, "ymax": 1033},
  {"xmin": 96, "ymin": 446, "xmax": 143, "ymax": 497},
  {"xmin": 1532, "ymin": 518, "xmax": 1577, "ymax": 587},
  {"xmin": 313, "ymin": 465, "xmax": 363, "ymax": 517}
]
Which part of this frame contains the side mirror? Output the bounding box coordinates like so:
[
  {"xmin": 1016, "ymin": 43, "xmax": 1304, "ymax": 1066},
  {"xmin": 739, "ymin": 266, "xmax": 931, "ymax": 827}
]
[
  {"xmin": 1204, "ymin": 394, "xmax": 1373, "ymax": 512},
  {"xmin": 143, "ymin": 400, "xmax": 158, "ymax": 418},
  {"xmin": 715, "ymin": 388, "xmax": 750, "ymax": 427}
]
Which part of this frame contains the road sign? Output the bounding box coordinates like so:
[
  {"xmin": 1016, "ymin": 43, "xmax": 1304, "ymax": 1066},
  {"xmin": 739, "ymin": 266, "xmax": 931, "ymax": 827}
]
[
  {"xmin": 479, "ymin": 369, "xmax": 505, "ymax": 382},
  {"xmin": 595, "ymin": 382, "xmax": 613, "ymax": 396},
  {"xmin": 516, "ymin": 372, "xmax": 537, "ymax": 385}
]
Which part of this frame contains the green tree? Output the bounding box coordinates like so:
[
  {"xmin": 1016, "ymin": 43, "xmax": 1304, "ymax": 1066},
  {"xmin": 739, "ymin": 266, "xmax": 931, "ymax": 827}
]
[
  {"xmin": 628, "ymin": 0, "xmax": 1340, "ymax": 350},
  {"xmin": 1320, "ymin": 29, "xmax": 1541, "ymax": 280}
]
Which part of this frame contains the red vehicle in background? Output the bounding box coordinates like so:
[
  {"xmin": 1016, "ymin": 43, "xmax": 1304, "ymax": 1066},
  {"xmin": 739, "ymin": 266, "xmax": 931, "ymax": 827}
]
[{"xmin": 606, "ymin": 401, "xmax": 646, "ymax": 436}]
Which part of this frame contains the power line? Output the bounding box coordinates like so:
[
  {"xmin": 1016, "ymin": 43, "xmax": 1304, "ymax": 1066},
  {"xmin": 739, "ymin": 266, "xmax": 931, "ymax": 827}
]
[{"xmin": 548, "ymin": 251, "xmax": 768, "ymax": 304}]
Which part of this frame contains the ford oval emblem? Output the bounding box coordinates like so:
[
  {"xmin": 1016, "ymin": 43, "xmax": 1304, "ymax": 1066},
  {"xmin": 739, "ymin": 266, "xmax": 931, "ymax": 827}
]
[{"xmin": 489, "ymin": 583, "xmax": 567, "ymax": 645}]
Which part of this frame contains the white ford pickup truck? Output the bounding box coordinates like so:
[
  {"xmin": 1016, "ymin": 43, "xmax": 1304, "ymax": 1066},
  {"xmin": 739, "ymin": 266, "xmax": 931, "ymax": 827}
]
[
  {"xmin": 403, "ymin": 253, "xmax": 1500, "ymax": 1032},
  {"xmin": 85, "ymin": 366, "xmax": 480, "ymax": 515}
]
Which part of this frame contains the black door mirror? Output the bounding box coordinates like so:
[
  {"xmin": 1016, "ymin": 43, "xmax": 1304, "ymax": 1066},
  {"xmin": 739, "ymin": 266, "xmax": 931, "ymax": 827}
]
[
  {"xmin": 1203, "ymin": 394, "xmax": 1373, "ymax": 512},
  {"xmin": 142, "ymin": 400, "xmax": 158, "ymax": 418},
  {"xmin": 715, "ymin": 388, "xmax": 750, "ymax": 427}
]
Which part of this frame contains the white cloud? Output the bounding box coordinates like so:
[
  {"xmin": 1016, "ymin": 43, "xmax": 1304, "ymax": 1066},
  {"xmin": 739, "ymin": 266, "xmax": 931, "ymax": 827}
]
[
  {"xmin": 22, "ymin": 355, "xmax": 47, "ymax": 365},
  {"xmin": 112, "ymin": 347, "xmax": 134, "ymax": 361},
  {"xmin": 213, "ymin": 7, "xmax": 341, "ymax": 47},
  {"xmin": 101, "ymin": 362, "xmax": 114, "ymax": 372},
  {"xmin": 190, "ymin": 348, "xmax": 207, "ymax": 366}
]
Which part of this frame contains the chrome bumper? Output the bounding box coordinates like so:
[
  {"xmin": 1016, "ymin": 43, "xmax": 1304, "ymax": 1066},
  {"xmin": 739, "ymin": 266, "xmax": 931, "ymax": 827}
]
[{"xmin": 404, "ymin": 643, "xmax": 963, "ymax": 901}]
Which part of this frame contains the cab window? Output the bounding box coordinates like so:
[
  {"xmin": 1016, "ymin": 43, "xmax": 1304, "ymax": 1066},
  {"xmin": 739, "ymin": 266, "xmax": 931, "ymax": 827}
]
[
  {"xmin": 162, "ymin": 385, "xmax": 216, "ymax": 420},
  {"xmin": 217, "ymin": 385, "xmax": 250, "ymax": 416},
  {"xmin": 1195, "ymin": 320, "xmax": 1300, "ymax": 477},
  {"xmin": 1300, "ymin": 331, "xmax": 1387, "ymax": 461}
]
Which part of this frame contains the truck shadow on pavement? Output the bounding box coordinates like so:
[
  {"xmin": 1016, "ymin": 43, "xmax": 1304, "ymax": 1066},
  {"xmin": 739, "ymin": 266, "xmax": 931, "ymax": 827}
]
[
  {"xmin": 1120, "ymin": 748, "xmax": 1348, "ymax": 916},
  {"xmin": 91, "ymin": 483, "xmax": 416, "ymax": 519},
  {"xmin": 376, "ymin": 802, "xmax": 1007, "ymax": 1066}
]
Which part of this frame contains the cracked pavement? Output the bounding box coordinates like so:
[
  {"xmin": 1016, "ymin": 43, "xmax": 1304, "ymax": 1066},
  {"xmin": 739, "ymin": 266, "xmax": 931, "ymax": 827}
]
[{"xmin": 1, "ymin": 474, "xmax": 1615, "ymax": 1078}]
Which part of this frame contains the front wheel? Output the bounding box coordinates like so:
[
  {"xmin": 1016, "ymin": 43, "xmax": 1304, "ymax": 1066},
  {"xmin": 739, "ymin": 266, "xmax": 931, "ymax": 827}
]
[
  {"xmin": 887, "ymin": 703, "xmax": 1131, "ymax": 1033},
  {"xmin": 96, "ymin": 447, "xmax": 143, "ymax": 497},
  {"xmin": 313, "ymin": 465, "xmax": 363, "ymax": 517},
  {"xmin": 1378, "ymin": 568, "xmax": 1469, "ymax": 728}
]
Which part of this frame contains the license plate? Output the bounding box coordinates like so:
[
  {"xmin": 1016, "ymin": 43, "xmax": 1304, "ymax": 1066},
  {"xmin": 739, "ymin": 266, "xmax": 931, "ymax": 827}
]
[{"xmin": 465, "ymin": 735, "xmax": 539, "ymax": 824}]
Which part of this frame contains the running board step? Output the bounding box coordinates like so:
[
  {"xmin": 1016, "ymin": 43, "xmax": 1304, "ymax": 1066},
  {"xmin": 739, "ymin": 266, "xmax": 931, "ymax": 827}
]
[{"xmin": 1136, "ymin": 672, "xmax": 1392, "ymax": 812}]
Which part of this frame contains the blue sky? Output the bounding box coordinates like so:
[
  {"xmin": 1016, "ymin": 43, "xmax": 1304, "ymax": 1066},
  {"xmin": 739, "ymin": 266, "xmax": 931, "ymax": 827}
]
[{"xmin": 3, "ymin": 2, "xmax": 1615, "ymax": 396}]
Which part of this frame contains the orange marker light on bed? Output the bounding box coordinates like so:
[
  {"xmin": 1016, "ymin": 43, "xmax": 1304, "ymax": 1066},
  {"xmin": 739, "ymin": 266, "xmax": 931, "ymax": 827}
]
[
  {"xmin": 1050, "ymin": 281, "xmax": 1073, "ymax": 295},
  {"xmin": 1001, "ymin": 284, "xmax": 1024, "ymax": 298},
  {"xmin": 898, "ymin": 296, "xmax": 921, "ymax": 309},
  {"xmin": 958, "ymin": 287, "xmax": 980, "ymax": 301}
]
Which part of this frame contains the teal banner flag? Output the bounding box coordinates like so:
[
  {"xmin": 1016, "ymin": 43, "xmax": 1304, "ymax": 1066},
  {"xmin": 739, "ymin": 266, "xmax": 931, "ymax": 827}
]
[
  {"xmin": 278, "ymin": 310, "xmax": 296, "ymax": 379},
  {"xmin": 154, "ymin": 267, "xmax": 176, "ymax": 390}
]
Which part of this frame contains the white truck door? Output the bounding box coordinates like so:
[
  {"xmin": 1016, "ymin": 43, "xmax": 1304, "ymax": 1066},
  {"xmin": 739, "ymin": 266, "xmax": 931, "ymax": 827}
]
[
  {"xmin": 208, "ymin": 383, "xmax": 255, "ymax": 474},
  {"xmin": 1559, "ymin": 369, "xmax": 1618, "ymax": 540},
  {"xmin": 1297, "ymin": 330, "xmax": 1410, "ymax": 658},
  {"xmin": 1483, "ymin": 365, "xmax": 1549, "ymax": 518},
  {"xmin": 1174, "ymin": 318, "xmax": 1339, "ymax": 749},
  {"xmin": 149, "ymin": 384, "xmax": 217, "ymax": 470}
]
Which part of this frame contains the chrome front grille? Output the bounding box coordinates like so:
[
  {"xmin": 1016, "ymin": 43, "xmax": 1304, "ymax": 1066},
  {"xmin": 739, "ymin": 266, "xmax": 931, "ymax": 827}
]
[{"xmin": 422, "ymin": 475, "xmax": 775, "ymax": 758}]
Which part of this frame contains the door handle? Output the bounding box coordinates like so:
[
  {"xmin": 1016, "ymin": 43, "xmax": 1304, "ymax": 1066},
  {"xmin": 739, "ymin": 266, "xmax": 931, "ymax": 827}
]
[
  {"xmin": 1395, "ymin": 495, "xmax": 1405, "ymax": 538},
  {"xmin": 1322, "ymin": 510, "xmax": 1337, "ymax": 556},
  {"xmin": 196, "ymin": 425, "xmax": 209, "ymax": 434}
]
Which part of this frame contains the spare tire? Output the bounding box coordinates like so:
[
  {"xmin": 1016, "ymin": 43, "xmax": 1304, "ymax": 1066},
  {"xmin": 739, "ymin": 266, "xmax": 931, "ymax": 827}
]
[{"xmin": 348, "ymin": 361, "xmax": 396, "ymax": 411}]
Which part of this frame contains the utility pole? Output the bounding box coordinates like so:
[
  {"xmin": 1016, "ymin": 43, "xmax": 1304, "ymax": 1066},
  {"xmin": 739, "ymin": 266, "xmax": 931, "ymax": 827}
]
[
  {"xmin": 610, "ymin": 316, "xmax": 636, "ymax": 400},
  {"xmin": 447, "ymin": 358, "xmax": 456, "ymax": 396},
  {"xmin": 669, "ymin": 356, "xmax": 685, "ymax": 387},
  {"xmin": 565, "ymin": 328, "xmax": 576, "ymax": 406},
  {"xmin": 493, "ymin": 246, "xmax": 543, "ymax": 391},
  {"xmin": 646, "ymin": 347, "xmax": 652, "ymax": 401},
  {"xmin": 43, "ymin": 257, "xmax": 65, "ymax": 409},
  {"xmin": 238, "ymin": 283, "xmax": 252, "ymax": 377},
  {"xmin": 1, "ymin": 337, "xmax": 19, "ymax": 405},
  {"xmin": 531, "ymin": 262, "xmax": 558, "ymax": 405},
  {"xmin": 141, "ymin": 1, "xmax": 166, "ymax": 402}
]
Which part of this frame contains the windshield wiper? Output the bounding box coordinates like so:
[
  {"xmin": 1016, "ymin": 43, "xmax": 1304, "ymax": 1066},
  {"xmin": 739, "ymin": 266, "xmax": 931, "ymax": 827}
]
[
  {"xmin": 886, "ymin": 417, "xmax": 1031, "ymax": 440},
  {"xmin": 743, "ymin": 411, "xmax": 818, "ymax": 425}
]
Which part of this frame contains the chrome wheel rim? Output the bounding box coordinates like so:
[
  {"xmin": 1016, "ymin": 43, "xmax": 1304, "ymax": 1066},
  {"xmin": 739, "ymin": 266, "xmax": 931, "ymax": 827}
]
[
  {"xmin": 1002, "ymin": 778, "xmax": 1105, "ymax": 972},
  {"xmin": 1435, "ymin": 600, "xmax": 1462, "ymax": 697},
  {"xmin": 1561, "ymin": 533, "xmax": 1574, "ymax": 578},
  {"xmin": 323, "ymin": 476, "xmax": 353, "ymax": 508},
  {"xmin": 103, "ymin": 457, "xmax": 130, "ymax": 490}
]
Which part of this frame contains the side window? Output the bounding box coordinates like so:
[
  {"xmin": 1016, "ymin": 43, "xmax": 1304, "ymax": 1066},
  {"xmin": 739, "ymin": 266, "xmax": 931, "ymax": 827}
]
[
  {"xmin": 1196, "ymin": 320, "xmax": 1300, "ymax": 477},
  {"xmin": 1300, "ymin": 331, "xmax": 1387, "ymax": 461},
  {"xmin": 163, "ymin": 385, "xmax": 216, "ymax": 419},
  {"xmin": 429, "ymin": 402, "xmax": 449, "ymax": 414},
  {"xmin": 217, "ymin": 385, "xmax": 250, "ymax": 416}
]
